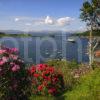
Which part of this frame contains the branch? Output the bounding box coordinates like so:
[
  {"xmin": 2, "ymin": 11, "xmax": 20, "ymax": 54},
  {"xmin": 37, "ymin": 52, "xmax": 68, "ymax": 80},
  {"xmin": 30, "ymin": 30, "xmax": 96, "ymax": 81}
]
[{"xmin": 92, "ymin": 39, "xmax": 99, "ymax": 52}]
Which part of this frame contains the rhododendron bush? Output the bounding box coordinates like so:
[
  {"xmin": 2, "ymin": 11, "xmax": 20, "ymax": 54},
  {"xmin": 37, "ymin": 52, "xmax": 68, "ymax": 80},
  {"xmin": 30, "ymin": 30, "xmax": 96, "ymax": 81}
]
[
  {"xmin": 29, "ymin": 64, "xmax": 64, "ymax": 96},
  {"xmin": 0, "ymin": 46, "xmax": 65, "ymax": 99},
  {"xmin": 0, "ymin": 46, "xmax": 30, "ymax": 99}
]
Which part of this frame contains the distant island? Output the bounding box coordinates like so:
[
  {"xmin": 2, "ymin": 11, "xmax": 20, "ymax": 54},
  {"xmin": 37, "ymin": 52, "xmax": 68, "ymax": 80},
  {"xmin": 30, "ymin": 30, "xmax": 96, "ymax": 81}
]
[
  {"xmin": 0, "ymin": 32, "xmax": 33, "ymax": 37},
  {"xmin": 0, "ymin": 31, "xmax": 58, "ymax": 38}
]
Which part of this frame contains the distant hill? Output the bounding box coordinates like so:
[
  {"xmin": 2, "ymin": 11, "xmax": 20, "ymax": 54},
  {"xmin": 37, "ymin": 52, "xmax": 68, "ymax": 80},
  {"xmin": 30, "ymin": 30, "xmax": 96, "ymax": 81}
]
[
  {"xmin": 0, "ymin": 30, "xmax": 74, "ymax": 36},
  {"xmin": 74, "ymin": 30, "xmax": 100, "ymax": 36},
  {"xmin": 0, "ymin": 30, "xmax": 25, "ymax": 34}
]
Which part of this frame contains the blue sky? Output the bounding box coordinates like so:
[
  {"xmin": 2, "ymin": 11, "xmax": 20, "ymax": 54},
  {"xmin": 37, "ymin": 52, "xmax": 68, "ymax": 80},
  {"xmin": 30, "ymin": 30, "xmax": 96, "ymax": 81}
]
[{"xmin": 0, "ymin": 0, "xmax": 86, "ymax": 32}]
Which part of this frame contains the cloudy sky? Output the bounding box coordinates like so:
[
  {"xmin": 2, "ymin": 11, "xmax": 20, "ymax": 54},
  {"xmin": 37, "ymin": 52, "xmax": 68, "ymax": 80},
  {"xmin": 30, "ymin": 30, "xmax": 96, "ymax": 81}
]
[{"xmin": 0, "ymin": 0, "xmax": 86, "ymax": 32}]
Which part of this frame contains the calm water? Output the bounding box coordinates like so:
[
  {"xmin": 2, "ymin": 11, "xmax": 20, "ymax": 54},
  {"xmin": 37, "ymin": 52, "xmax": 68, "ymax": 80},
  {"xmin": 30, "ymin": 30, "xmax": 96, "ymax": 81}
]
[{"xmin": 0, "ymin": 34, "xmax": 89, "ymax": 64}]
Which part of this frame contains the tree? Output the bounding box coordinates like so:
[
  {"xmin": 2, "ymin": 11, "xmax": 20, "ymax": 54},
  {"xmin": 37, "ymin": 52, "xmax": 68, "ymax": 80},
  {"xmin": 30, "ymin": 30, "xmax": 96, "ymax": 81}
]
[
  {"xmin": 80, "ymin": 0, "xmax": 100, "ymax": 67},
  {"xmin": 80, "ymin": 0, "xmax": 100, "ymax": 29}
]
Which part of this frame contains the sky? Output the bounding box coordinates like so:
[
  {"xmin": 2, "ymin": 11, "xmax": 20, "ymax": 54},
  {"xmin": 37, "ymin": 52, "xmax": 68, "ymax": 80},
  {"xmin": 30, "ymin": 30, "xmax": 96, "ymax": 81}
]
[{"xmin": 0, "ymin": 0, "xmax": 87, "ymax": 32}]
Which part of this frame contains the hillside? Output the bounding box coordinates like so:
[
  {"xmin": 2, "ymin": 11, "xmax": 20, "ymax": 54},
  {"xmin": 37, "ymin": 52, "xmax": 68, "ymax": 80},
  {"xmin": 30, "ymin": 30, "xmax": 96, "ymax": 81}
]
[{"xmin": 74, "ymin": 30, "xmax": 100, "ymax": 36}]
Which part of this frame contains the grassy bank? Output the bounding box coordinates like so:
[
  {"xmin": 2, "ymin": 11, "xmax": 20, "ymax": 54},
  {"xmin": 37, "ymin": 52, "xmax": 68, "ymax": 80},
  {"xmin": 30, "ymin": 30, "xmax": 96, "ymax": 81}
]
[{"xmin": 63, "ymin": 68, "xmax": 100, "ymax": 100}]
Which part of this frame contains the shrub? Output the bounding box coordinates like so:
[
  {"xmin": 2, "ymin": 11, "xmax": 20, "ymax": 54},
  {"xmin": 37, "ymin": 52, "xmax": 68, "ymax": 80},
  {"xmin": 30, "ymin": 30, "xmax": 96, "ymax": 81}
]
[
  {"xmin": 46, "ymin": 59, "xmax": 78, "ymax": 90},
  {"xmin": 29, "ymin": 64, "xmax": 64, "ymax": 96},
  {"xmin": 46, "ymin": 59, "xmax": 79, "ymax": 69},
  {"xmin": 0, "ymin": 46, "xmax": 30, "ymax": 100}
]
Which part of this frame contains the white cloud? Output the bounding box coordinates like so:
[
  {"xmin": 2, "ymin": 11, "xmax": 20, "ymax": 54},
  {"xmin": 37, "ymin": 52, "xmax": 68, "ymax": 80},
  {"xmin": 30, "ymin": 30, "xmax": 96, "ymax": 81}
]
[
  {"xmin": 14, "ymin": 16, "xmax": 74, "ymax": 26},
  {"xmin": 25, "ymin": 23, "xmax": 32, "ymax": 26},
  {"xmin": 14, "ymin": 17, "xmax": 35, "ymax": 23},
  {"xmin": 15, "ymin": 18, "xmax": 20, "ymax": 22},
  {"xmin": 57, "ymin": 17, "xmax": 74, "ymax": 26},
  {"xmin": 45, "ymin": 16, "xmax": 54, "ymax": 25},
  {"xmin": 44, "ymin": 16, "xmax": 74, "ymax": 26}
]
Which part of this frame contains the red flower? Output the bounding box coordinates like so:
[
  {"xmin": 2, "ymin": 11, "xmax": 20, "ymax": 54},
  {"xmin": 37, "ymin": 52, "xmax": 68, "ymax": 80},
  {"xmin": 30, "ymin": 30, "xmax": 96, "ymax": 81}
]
[
  {"xmin": 48, "ymin": 67, "xmax": 54, "ymax": 73},
  {"xmin": 36, "ymin": 64, "xmax": 47, "ymax": 71},
  {"xmin": 42, "ymin": 71, "xmax": 49, "ymax": 76},
  {"xmin": 48, "ymin": 88, "xmax": 56, "ymax": 94},
  {"xmin": 38, "ymin": 85, "xmax": 43, "ymax": 91},
  {"xmin": 43, "ymin": 81, "xmax": 47, "ymax": 86},
  {"xmin": 34, "ymin": 73, "xmax": 40, "ymax": 78},
  {"xmin": 29, "ymin": 66, "xmax": 36, "ymax": 74},
  {"xmin": 43, "ymin": 75, "xmax": 51, "ymax": 81},
  {"xmin": 47, "ymin": 77, "xmax": 51, "ymax": 81},
  {"xmin": 52, "ymin": 77, "xmax": 58, "ymax": 84}
]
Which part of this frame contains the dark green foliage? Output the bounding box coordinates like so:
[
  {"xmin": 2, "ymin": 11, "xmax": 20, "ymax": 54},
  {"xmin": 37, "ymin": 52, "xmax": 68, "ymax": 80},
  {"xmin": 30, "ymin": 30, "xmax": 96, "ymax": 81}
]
[
  {"xmin": 74, "ymin": 30, "xmax": 100, "ymax": 36},
  {"xmin": 0, "ymin": 32, "xmax": 32, "ymax": 37},
  {"xmin": 80, "ymin": 0, "xmax": 100, "ymax": 28}
]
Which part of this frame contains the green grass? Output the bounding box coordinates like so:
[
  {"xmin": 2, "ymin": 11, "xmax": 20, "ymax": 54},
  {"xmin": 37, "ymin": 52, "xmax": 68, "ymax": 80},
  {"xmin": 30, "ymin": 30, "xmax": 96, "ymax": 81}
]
[{"xmin": 63, "ymin": 68, "xmax": 100, "ymax": 100}]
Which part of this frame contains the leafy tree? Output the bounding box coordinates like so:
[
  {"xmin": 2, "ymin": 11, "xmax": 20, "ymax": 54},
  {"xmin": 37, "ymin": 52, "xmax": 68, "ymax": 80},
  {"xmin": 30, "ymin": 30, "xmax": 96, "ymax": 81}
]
[{"xmin": 80, "ymin": 0, "xmax": 100, "ymax": 29}]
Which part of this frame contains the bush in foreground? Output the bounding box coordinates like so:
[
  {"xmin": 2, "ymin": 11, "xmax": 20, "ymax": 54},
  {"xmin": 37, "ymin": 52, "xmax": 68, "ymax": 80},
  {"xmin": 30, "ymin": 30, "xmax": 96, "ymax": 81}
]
[
  {"xmin": 29, "ymin": 64, "xmax": 64, "ymax": 96},
  {"xmin": 0, "ymin": 46, "xmax": 30, "ymax": 100}
]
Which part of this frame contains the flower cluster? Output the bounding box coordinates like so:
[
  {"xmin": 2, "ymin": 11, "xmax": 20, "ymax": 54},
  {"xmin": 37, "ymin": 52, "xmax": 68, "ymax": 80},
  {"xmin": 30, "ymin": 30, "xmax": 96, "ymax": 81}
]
[
  {"xmin": 29, "ymin": 64, "xmax": 64, "ymax": 96},
  {"xmin": 0, "ymin": 46, "xmax": 30, "ymax": 99}
]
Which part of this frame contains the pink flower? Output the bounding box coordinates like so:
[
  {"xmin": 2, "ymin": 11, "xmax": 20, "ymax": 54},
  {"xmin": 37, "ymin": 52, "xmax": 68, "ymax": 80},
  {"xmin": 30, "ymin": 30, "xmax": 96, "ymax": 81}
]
[
  {"xmin": 10, "ymin": 55, "xmax": 18, "ymax": 60},
  {"xmin": 2, "ymin": 57, "xmax": 8, "ymax": 62},
  {"xmin": 0, "ymin": 50, "xmax": 6, "ymax": 54},
  {"xmin": 11, "ymin": 65, "xmax": 20, "ymax": 72},
  {"xmin": 13, "ymin": 55, "xmax": 18, "ymax": 60},
  {"xmin": 0, "ymin": 60, "xmax": 5, "ymax": 65},
  {"xmin": 11, "ymin": 48, "xmax": 18, "ymax": 52},
  {"xmin": 10, "ymin": 62, "xmax": 14, "ymax": 65}
]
